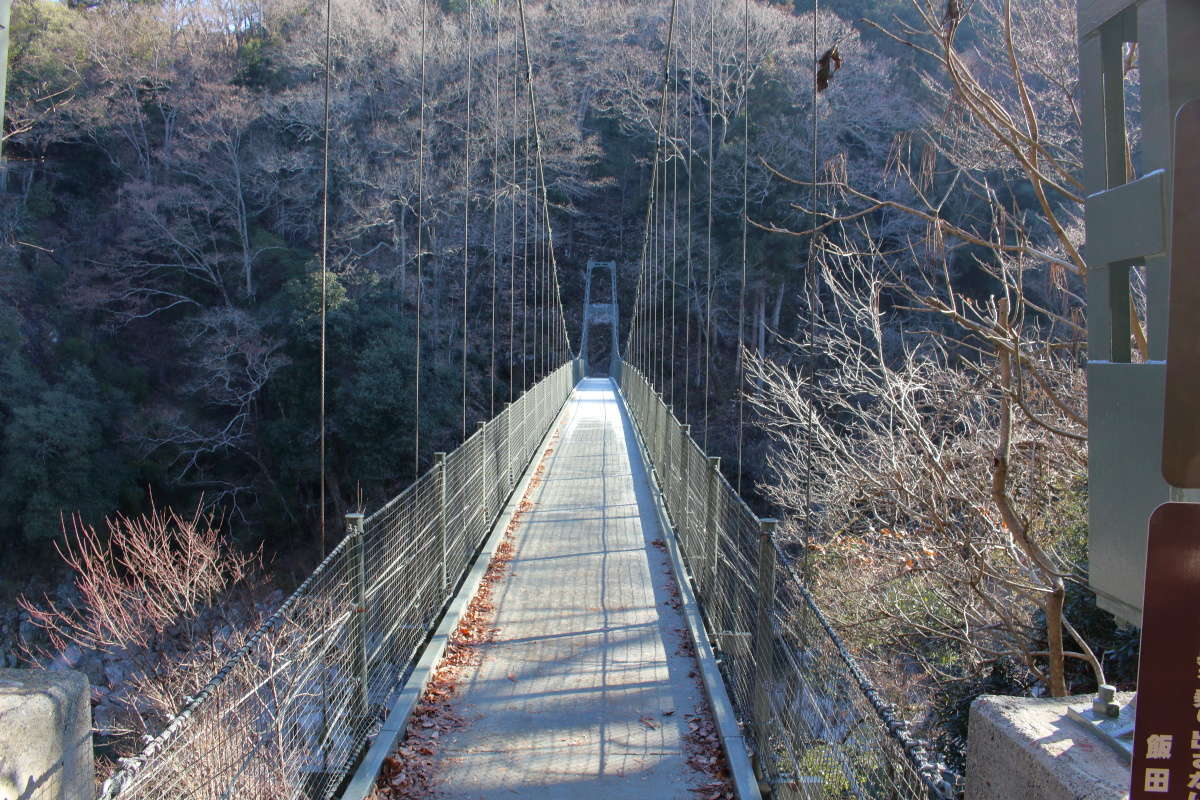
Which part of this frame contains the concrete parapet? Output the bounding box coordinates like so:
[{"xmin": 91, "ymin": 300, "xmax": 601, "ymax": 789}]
[
  {"xmin": 0, "ymin": 668, "xmax": 93, "ymax": 800},
  {"xmin": 966, "ymin": 693, "xmax": 1131, "ymax": 800}
]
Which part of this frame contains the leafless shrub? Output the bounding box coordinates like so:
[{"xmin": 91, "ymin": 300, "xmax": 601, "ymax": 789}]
[
  {"xmin": 20, "ymin": 500, "xmax": 259, "ymax": 655},
  {"xmin": 753, "ymin": 0, "xmax": 1123, "ymax": 702},
  {"xmin": 14, "ymin": 500, "xmax": 329, "ymax": 799},
  {"xmin": 747, "ymin": 241, "xmax": 1097, "ymax": 702}
]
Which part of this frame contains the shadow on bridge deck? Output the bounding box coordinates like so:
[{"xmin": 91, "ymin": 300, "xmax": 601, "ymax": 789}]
[{"xmin": 419, "ymin": 378, "xmax": 721, "ymax": 799}]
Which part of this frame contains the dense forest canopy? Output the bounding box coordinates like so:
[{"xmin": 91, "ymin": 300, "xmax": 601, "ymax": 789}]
[{"xmin": 0, "ymin": 0, "xmax": 921, "ymax": 553}]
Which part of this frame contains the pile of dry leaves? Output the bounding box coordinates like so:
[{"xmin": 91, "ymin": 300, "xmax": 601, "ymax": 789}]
[
  {"xmin": 373, "ymin": 429, "xmax": 734, "ymax": 799},
  {"xmin": 652, "ymin": 537, "xmax": 736, "ymax": 799},
  {"xmin": 371, "ymin": 434, "xmax": 559, "ymax": 799}
]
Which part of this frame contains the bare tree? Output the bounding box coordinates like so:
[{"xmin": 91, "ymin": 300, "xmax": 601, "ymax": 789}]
[
  {"xmin": 138, "ymin": 307, "xmax": 289, "ymax": 522},
  {"xmin": 751, "ymin": 0, "xmax": 1128, "ymax": 698},
  {"xmin": 747, "ymin": 240, "xmax": 1096, "ymax": 700}
]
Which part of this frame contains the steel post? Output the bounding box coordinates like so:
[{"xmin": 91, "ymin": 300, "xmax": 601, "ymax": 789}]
[
  {"xmin": 658, "ymin": 396, "xmax": 666, "ymax": 463},
  {"xmin": 679, "ymin": 424, "xmax": 691, "ymax": 547},
  {"xmin": 704, "ymin": 456, "xmax": 721, "ymax": 603},
  {"xmin": 346, "ymin": 512, "xmax": 369, "ymax": 723},
  {"xmin": 752, "ymin": 518, "xmax": 779, "ymax": 768},
  {"xmin": 660, "ymin": 402, "xmax": 672, "ymax": 505},
  {"xmin": 478, "ymin": 420, "xmax": 490, "ymax": 517},
  {"xmin": 435, "ymin": 452, "xmax": 448, "ymax": 592}
]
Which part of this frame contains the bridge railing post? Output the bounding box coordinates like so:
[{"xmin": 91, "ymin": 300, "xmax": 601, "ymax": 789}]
[
  {"xmin": 659, "ymin": 398, "xmax": 671, "ymax": 502},
  {"xmin": 645, "ymin": 377, "xmax": 652, "ymax": 432},
  {"xmin": 660, "ymin": 400, "xmax": 670, "ymax": 473},
  {"xmin": 679, "ymin": 424, "xmax": 691, "ymax": 547},
  {"xmin": 652, "ymin": 392, "xmax": 663, "ymax": 462},
  {"xmin": 648, "ymin": 383, "xmax": 657, "ymax": 448},
  {"xmin": 748, "ymin": 520, "xmax": 777, "ymax": 777},
  {"xmin": 752, "ymin": 518, "xmax": 779, "ymax": 772},
  {"xmin": 645, "ymin": 386, "xmax": 654, "ymax": 451},
  {"xmin": 638, "ymin": 370, "xmax": 648, "ymax": 426},
  {"xmin": 704, "ymin": 456, "xmax": 721, "ymax": 603},
  {"xmin": 346, "ymin": 511, "xmax": 369, "ymax": 725},
  {"xmin": 499, "ymin": 402, "xmax": 511, "ymax": 489},
  {"xmin": 631, "ymin": 367, "xmax": 640, "ymax": 418},
  {"xmin": 478, "ymin": 420, "xmax": 491, "ymax": 520},
  {"xmin": 435, "ymin": 451, "xmax": 448, "ymax": 593},
  {"xmin": 648, "ymin": 390, "xmax": 657, "ymax": 457},
  {"xmin": 641, "ymin": 371, "xmax": 650, "ymax": 425}
]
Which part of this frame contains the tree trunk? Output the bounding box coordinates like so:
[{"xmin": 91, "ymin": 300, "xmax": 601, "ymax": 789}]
[{"xmin": 993, "ymin": 299, "xmax": 1068, "ymax": 697}]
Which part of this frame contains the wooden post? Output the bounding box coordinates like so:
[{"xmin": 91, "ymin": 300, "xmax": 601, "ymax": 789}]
[
  {"xmin": 346, "ymin": 512, "xmax": 369, "ymax": 723},
  {"xmin": 435, "ymin": 452, "xmax": 448, "ymax": 592},
  {"xmin": 753, "ymin": 517, "xmax": 779, "ymax": 768}
]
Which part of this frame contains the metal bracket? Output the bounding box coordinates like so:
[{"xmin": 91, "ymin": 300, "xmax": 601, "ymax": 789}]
[{"xmin": 1066, "ymin": 691, "xmax": 1135, "ymax": 763}]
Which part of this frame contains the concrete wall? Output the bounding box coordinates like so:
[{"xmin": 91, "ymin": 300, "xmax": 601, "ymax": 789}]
[
  {"xmin": 0, "ymin": 669, "xmax": 93, "ymax": 800},
  {"xmin": 966, "ymin": 694, "xmax": 1129, "ymax": 800}
]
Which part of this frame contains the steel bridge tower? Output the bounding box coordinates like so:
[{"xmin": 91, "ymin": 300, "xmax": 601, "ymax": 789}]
[{"xmin": 579, "ymin": 260, "xmax": 620, "ymax": 377}]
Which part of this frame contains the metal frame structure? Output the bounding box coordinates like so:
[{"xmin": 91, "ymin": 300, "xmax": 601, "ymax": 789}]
[
  {"xmin": 578, "ymin": 259, "xmax": 620, "ymax": 377},
  {"xmin": 1081, "ymin": 0, "xmax": 1200, "ymax": 624}
]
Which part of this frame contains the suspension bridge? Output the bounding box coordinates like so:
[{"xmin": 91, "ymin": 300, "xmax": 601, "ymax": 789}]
[{"xmin": 87, "ymin": 0, "xmax": 962, "ymax": 798}]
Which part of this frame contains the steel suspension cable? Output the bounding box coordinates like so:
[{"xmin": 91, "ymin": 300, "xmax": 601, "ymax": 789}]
[
  {"xmin": 683, "ymin": 0, "xmax": 694, "ymax": 425},
  {"xmin": 703, "ymin": 0, "xmax": 714, "ymax": 451},
  {"xmin": 541, "ymin": 209, "xmax": 548, "ymax": 375},
  {"xmin": 515, "ymin": 0, "xmax": 573, "ymax": 363},
  {"xmin": 736, "ymin": 0, "xmax": 750, "ymax": 495},
  {"xmin": 804, "ymin": 0, "xmax": 820, "ymax": 598},
  {"xmin": 540, "ymin": 179, "xmax": 544, "ymax": 381},
  {"xmin": 490, "ymin": 0, "xmax": 501, "ymax": 418},
  {"xmin": 462, "ymin": 0, "xmax": 473, "ymax": 440},
  {"xmin": 318, "ymin": 0, "xmax": 333, "ymax": 555},
  {"xmin": 509, "ymin": 14, "xmax": 518, "ymax": 403},
  {"xmin": 670, "ymin": 42, "xmax": 680, "ymax": 410},
  {"xmin": 650, "ymin": 151, "xmax": 658, "ymax": 384},
  {"xmin": 662, "ymin": 107, "xmax": 672, "ymax": 393},
  {"xmin": 630, "ymin": 0, "xmax": 679, "ymax": 386},
  {"xmin": 634, "ymin": 262, "xmax": 642, "ymax": 371},
  {"xmin": 530, "ymin": 159, "xmax": 538, "ymax": 386},
  {"xmin": 414, "ymin": 0, "xmax": 428, "ymax": 479},
  {"xmin": 649, "ymin": 152, "xmax": 658, "ymax": 382},
  {"xmin": 522, "ymin": 110, "xmax": 530, "ymax": 393}
]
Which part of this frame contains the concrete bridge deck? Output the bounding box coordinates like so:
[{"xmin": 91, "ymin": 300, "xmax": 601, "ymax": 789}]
[{"xmin": 421, "ymin": 378, "xmax": 715, "ymax": 798}]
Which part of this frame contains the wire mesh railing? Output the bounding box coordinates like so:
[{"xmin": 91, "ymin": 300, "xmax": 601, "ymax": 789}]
[
  {"xmin": 100, "ymin": 359, "xmax": 582, "ymax": 800},
  {"xmin": 615, "ymin": 360, "xmax": 959, "ymax": 800}
]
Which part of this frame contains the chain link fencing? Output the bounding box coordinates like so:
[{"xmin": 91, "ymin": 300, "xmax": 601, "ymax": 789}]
[
  {"xmin": 99, "ymin": 359, "xmax": 581, "ymax": 800},
  {"xmin": 616, "ymin": 360, "xmax": 960, "ymax": 799}
]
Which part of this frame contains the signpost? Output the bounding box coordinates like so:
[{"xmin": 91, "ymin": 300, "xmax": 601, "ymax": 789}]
[
  {"xmin": 1130, "ymin": 503, "xmax": 1200, "ymax": 799},
  {"xmin": 1134, "ymin": 65, "xmax": 1200, "ymax": 800}
]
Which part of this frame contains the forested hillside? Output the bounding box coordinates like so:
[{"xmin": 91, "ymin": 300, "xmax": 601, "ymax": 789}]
[{"xmin": 0, "ymin": 0, "xmax": 917, "ymax": 558}]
